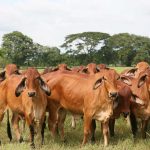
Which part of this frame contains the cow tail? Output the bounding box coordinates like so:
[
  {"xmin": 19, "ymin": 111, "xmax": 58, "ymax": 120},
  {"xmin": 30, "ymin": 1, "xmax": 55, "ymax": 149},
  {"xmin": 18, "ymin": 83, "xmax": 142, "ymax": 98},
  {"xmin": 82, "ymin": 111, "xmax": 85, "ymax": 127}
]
[{"xmin": 7, "ymin": 109, "xmax": 12, "ymax": 141}]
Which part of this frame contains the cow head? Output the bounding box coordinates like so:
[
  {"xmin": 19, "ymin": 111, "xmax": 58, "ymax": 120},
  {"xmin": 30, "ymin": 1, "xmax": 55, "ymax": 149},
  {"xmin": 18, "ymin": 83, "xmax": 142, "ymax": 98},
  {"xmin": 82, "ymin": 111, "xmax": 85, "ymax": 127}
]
[
  {"xmin": 53, "ymin": 64, "xmax": 71, "ymax": 72},
  {"xmin": 15, "ymin": 68, "xmax": 51, "ymax": 97},
  {"xmin": 0, "ymin": 64, "xmax": 20, "ymax": 83},
  {"xmin": 5, "ymin": 64, "xmax": 20, "ymax": 78},
  {"xmin": 115, "ymin": 83, "xmax": 132, "ymax": 118},
  {"xmin": 82, "ymin": 63, "xmax": 99, "ymax": 75},
  {"xmin": 93, "ymin": 69, "xmax": 119, "ymax": 101},
  {"xmin": 120, "ymin": 73, "xmax": 149, "ymax": 106}
]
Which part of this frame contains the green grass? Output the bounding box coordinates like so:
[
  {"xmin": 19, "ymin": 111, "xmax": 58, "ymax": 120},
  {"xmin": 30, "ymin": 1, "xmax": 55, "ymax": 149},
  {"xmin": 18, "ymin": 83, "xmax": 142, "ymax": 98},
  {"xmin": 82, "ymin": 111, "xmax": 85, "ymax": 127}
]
[
  {"xmin": 1, "ymin": 115, "xmax": 150, "ymax": 150},
  {"xmin": 1, "ymin": 67, "xmax": 150, "ymax": 150}
]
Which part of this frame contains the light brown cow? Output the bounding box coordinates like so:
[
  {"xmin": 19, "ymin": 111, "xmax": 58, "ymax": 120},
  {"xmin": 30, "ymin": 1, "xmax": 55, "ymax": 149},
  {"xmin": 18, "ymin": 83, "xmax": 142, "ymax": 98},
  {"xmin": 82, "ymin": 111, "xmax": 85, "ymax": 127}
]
[
  {"xmin": 46, "ymin": 69, "xmax": 119, "ymax": 146},
  {"xmin": 0, "ymin": 68, "xmax": 50, "ymax": 148}
]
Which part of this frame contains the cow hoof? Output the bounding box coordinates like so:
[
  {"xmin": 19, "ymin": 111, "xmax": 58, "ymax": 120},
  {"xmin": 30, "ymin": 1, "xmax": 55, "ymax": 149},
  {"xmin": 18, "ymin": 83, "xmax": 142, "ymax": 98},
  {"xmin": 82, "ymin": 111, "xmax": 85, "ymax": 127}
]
[
  {"xmin": 90, "ymin": 137, "xmax": 95, "ymax": 143},
  {"xmin": 0, "ymin": 140, "xmax": 1, "ymax": 145},
  {"xmin": 19, "ymin": 136, "xmax": 24, "ymax": 143}
]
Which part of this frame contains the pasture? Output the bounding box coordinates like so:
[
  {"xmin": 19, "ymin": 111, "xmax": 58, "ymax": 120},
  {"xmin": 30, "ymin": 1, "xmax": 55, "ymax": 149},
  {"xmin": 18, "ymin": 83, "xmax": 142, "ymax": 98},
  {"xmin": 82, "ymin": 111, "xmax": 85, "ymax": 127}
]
[{"xmin": 0, "ymin": 67, "xmax": 150, "ymax": 150}]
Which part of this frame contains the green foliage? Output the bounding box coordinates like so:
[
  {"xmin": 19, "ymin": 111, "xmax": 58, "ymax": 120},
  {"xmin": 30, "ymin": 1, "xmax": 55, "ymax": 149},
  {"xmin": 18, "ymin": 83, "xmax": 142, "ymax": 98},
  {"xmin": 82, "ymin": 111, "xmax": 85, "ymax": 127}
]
[
  {"xmin": 0, "ymin": 31, "xmax": 35, "ymax": 66},
  {"xmin": 61, "ymin": 32, "xmax": 110, "ymax": 64},
  {"xmin": 0, "ymin": 31, "xmax": 150, "ymax": 67}
]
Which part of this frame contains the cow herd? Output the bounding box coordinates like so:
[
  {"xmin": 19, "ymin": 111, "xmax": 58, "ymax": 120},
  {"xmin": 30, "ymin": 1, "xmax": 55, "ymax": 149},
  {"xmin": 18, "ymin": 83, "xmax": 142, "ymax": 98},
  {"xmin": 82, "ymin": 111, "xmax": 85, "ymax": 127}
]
[{"xmin": 0, "ymin": 62, "xmax": 150, "ymax": 148}]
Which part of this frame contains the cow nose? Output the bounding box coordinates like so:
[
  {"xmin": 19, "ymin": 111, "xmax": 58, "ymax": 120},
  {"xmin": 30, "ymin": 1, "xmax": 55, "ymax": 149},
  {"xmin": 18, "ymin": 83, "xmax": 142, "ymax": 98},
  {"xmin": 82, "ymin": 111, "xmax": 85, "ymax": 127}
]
[
  {"xmin": 123, "ymin": 112, "xmax": 129, "ymax": 118},
  {"xmin": 110, "ymin": 92, "xmax": 118, "ymax": 98},
  {"xmin": 28, "ymin": 91, "xmax": 36, "ymax": 97}
]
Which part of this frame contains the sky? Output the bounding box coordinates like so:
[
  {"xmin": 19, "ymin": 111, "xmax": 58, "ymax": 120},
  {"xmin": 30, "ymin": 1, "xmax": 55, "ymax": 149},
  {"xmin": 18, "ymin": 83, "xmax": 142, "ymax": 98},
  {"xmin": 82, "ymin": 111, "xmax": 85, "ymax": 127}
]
[{"xmin": 0, "ymin": 0, "xmax": 150, "ymax": 47}]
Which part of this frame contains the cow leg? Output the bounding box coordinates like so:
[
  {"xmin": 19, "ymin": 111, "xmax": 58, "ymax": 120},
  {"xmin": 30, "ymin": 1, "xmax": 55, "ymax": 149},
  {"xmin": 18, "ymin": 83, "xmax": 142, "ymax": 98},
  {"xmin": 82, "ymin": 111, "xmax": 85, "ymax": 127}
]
[
  {"xmin": 90, "ymin": 119, "xmax": 96, "ymax": 143},
  {"xmin": 109, "ymin": 118, "xmax": 115, "ymax": 137},
  {"xmin": 0, "ymin": 104, "xmax": 6, "ymax": 144},
  {"xmin": 57, "ymin": 107, "xmax": 67, "ymax": 142},
  {"xmin": 29, "ymin": 124, "xmax": 35, "ymax": 148},
  {"xmin": 129, "ymin": 112, "xmax": 137, "ymax": 138},
  {"xmin": 48, "ymin": 112, "xmax": 58, "ymax": 138},
  {"xmin": 82, "ymin": 116, "xmax": 92, "ymax": 146},
  {"xmin": 101, "ymin": 121, "xmax": 109, "ymax": 146},
  {"xmin": 141, "ymin": 120, "xmax": 148, "ymax": 139},
  {"xmin": 11, "ymin": 113, "xmax": 23, "ymax": 143},
  {"xmin": 41, "ymin": 121, "xmax": 46, "ymax": 145}
]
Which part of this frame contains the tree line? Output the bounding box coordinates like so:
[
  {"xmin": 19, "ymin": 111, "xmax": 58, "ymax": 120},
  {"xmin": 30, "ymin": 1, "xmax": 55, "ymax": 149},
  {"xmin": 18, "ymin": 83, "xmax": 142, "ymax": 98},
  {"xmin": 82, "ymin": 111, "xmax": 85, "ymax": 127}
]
[{"xmin": 0, "ymin": 31, "xmax": 150, "ymax": 67}]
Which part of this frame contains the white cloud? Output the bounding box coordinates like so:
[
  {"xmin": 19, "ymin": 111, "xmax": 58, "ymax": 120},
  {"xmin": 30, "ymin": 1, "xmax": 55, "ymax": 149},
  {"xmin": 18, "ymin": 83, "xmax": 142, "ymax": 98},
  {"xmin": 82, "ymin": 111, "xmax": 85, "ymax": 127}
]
[{"xmin": 0, "ymin": 0, "xmax": 150, "ymax": 47}]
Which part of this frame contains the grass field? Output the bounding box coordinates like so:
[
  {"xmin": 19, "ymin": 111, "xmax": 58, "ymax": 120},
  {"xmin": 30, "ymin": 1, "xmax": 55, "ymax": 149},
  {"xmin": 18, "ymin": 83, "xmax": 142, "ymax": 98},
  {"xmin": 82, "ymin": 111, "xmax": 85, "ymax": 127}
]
[{"xmin": 1, "ymin": 67, "xmax": 150, "ymax": 150}]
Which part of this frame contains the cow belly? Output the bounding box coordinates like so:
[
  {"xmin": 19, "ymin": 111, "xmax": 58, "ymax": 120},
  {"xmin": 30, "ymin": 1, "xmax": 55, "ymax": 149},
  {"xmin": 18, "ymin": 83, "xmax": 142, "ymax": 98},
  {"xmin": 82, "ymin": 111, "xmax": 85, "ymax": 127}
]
[{"xmin": 93, "ymin": 110, "xmax": 112, "ymax": 122}]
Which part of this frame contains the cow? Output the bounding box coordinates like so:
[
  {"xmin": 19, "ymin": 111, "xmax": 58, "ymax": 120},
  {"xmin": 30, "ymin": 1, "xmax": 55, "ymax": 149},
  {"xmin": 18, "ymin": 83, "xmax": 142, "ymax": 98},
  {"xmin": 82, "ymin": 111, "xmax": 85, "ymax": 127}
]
[
  {"xmin": 0, "ymin": 64, "xmax": 21, "ymax": 141},
  {"xmin": 45, "ymin": 68, "xmax": 119, "ymax": 146},
  {"xmin": 81, "ymin": 63, "xmax": 99, "ymax": 74},
  {"xmin": 121, "ymin": 71, "xmax": 150, "ymax": 139},
  {"xmin": 52, "ymin": 63, "xmax": 71, "ymax": 71},
  {"xmin": 121, "ymin": 61, "xmax": 149, "ymax": 77},
  {"xmin": 0, "ymin": 64, "xmax": 20, "ymax": 82},
  {"xmin": 97, "ymin": 64, "xmax": 108, "ymax": 70},
  {"xmin": 86, "ymin": 65, "xmax": 131, "ymax": 138},
  {"xmin": 0, "ymin": 67, "xmax": 50, "ymax": 148},
  {"xmin": 108, "ymin": 80, "xmax": 131, "ymax": 137}
]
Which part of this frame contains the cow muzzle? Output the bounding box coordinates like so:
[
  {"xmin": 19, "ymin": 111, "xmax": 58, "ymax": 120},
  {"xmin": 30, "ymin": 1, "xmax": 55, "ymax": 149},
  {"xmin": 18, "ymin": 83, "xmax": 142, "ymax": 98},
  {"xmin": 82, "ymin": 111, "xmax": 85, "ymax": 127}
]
[
  {"xmin": 28, "ymin": 91, "xmax": 36, "ymax": 97},
  {"xmin": 109, "ymin": 92, "xmax": 118, "ymax": 100},
  {"xmin": 123, "ymin": 112, "xmax": 129, "ymax": 118}
]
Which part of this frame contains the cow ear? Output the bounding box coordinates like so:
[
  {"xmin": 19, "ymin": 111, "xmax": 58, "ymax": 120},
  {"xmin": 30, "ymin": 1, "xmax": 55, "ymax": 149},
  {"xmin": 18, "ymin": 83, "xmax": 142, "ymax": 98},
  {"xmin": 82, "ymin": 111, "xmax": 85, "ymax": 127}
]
[
  {"xmin": 38, "ymin": 77, "xmax": 51, "ymax": 96},
  {"xmin": 126, "ymin": 68, "xmax": 137, "ymax": 76},
  {"xmin": 96, "ymin": 66, "xmax": 100, "ymax": 72},
  {"xmin": 93, "ymin": 77, "xmax": 104, "ymax": 90},
  {"xmin": 138, "ymin": 74, "xmax": 147, "ymax": 88},
  {"xmin": 120, "ymin": 76, "xmax": 132, "ymax": 86},
  {"xmin": 0, "ymin": 71, "xmax": 6, "ymax": 80},
  {"xmin": 66, "ymin": 67, "xmax": 71, "ymax": 71},
  {"xmin": 15, "ymin": 77, "xmax": 26, "ymax": 97},
  {"xmin": 52, "ymin": 67, "xmax": 59, "ymax": 71},
  {"xmin": 131, "ymin": 95, "xmax": 144, "ymax": 105},
  {"xmin": 82, "ymin": 68, "xmax": 88, "ymax": 73}
]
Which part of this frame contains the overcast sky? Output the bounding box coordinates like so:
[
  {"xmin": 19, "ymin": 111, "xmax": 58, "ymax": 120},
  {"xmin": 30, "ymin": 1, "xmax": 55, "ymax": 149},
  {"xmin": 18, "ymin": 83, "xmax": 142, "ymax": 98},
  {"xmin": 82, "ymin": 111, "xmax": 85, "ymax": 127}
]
[{"xmin": 0, "ymin": 0, "xmax": 150, "ymax": 47}]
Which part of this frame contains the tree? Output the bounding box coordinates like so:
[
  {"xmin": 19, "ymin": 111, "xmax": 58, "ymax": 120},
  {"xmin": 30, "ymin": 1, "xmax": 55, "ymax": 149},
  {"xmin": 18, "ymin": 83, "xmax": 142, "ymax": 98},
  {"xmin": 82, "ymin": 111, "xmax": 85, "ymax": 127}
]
[
  {"xmin": 0, "ymin": 31, "xmax": 35, "ymax": 66},
  {"xmin": 61, "ymin": 32, "xmax": 110, "ymax": 64},
  {"xmin": 32, "ymin": 44, "xmax": 61, "ymax": 66}
]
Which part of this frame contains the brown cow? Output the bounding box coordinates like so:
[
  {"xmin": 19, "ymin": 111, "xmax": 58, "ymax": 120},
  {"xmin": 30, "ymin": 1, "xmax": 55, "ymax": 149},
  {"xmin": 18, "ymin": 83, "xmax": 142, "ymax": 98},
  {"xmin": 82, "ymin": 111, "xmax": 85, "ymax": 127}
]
[
  {"xmin": 121, "ymin": 71, "xmax": 150, "ymax": 139},
  {"xmin": 0, "ymin": 64, "xmax": 20, "ymax": 82},
  {"xmin": 97, "ymin": 64, "xmax": 108, "ymax": 70},
  {"xmin": 0, "ymin": 68, "xmax": 50, "ymax": 148},
  {"xmin": 121, "ymin": 61, "xmax": 149, "ymax": 77},
  {"xmin": 81, "ymin": 63, "xmax": 99, "ymax": 74},
  {"xmin": 0, "ymin": 64, "xmax": 21, "ymax": 141},
  {"xmin": 46, "ymin": 69, "xmax": 119, "ymax": 146},
  {"xmin": 53, "ymin": 63, "xmax": 71, "ymax": 71},
  {"xmin": 108, "ymin": 80, "xmax": 132, "ymax": 137}
]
